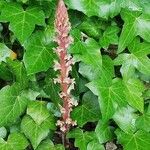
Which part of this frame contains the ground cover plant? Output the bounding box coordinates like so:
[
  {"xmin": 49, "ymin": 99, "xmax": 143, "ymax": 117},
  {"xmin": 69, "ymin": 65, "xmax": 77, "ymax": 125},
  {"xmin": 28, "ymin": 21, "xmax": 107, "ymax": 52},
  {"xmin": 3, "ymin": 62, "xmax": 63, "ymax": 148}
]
[{"xmin": 0, "ymin": 0, "xmax": 150, "ymax": 150}]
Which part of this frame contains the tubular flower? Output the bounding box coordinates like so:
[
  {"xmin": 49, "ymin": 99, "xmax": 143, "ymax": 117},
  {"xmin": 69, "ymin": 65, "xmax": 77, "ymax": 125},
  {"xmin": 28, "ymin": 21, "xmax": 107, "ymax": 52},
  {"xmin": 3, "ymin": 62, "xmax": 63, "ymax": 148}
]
[{"xmin": 54, "ymin": 0, "xmax": 78, "ymax": 133}]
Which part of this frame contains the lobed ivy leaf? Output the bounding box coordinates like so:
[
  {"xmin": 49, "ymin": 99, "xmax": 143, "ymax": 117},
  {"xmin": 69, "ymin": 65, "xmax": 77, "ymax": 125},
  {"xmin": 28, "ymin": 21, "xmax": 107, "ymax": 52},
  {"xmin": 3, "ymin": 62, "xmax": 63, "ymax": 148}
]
[
  {"xmin": 100, "ymin": 25, "xmax": 120, "ymax": 49},
  {"xmin": 118, "ymin": 10, "xmax": 150, "ymax": 53},
  {"xmin": 87, "ymin": 78, "xmax": 127, "ymax": 122},
  {"xmin": 71, "ymin": 91, "xmax": 101, "ymax": 127},
  {"xmin": 65, "ymin": 0, "xmax": 121, "ymax": 19},
  {"xmin": 0, "ymin": 2, "xmax": 45, "ymax": 44},
  {"xmin": 116, "ymin": 129, "xmax": 150, "ymax": 150},
  {"xmin": 0, "ymin": 83, "xmax": 28, "ymax": 127},
  {"xmin": 136, "ymin": 105, "xmax": 150, "ymax": 132},
  {"xmin": 87, "ymin": 140, "xmax": 105, "ymax": 150},
  {"xmin": 95, "ymin": 120, "xmax": 113, "ymax": 144},
  {"xmin": 67, "ymin": 128, "xmax": 95, "ymax": 150},
  {"xmin": 21, "ymin": 115, "xmax": 55, "ymax": 149},
  {"xmin": 7, "ymin": 59, "xmax": 29, "ymax": 88},
  {"xmin": 36, "ymin": 139, "xmax": 65, "ymax": 150},
  {"xmin": 113, "ymin": 105, "xmax": 138, "ymax": 133},
  {"xmin": 123, "ymin": 78, "xmax": 144, "ymax": 113},
  {"xmin": 0, "ymin": 132, "xmax": 28, "ymax": 150},
  {"xmin": 27, "ymin": 101, "xmax": 54, "ymax": 125},
  {"xmin": 23, "ymin": 31, "xmax": 56, "ymax": 75}
]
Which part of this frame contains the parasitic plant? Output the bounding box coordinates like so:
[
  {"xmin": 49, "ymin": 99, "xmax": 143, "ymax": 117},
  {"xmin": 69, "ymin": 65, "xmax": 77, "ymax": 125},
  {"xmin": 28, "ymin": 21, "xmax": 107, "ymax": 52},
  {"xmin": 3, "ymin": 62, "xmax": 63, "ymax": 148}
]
[{"xmin": 54, "ymin": 0, "xmax": 77, "ymax": 133}]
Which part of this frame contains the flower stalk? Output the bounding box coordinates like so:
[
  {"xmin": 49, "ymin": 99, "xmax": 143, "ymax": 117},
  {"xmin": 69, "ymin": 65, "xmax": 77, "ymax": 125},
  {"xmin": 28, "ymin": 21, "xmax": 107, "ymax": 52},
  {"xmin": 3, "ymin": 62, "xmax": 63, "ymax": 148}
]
[{"xmin": 54, "ymin": 0, "xmax": 77, "ymax": 133}]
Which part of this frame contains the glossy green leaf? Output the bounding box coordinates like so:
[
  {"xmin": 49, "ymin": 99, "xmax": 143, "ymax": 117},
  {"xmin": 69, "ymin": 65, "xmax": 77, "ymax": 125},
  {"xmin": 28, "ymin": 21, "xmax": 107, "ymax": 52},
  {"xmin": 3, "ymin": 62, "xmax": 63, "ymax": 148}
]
[
  {"xmin": 0, "ymin": 132, "xmax": 28, "ymax": 150},
  {"xmin": 27, "ymin": 101, "xmax": 53, "ymax": 125},
  {"xmin": 71, "ymin": 91, "xmax": 100, "ymax": 127},
  {"xmin": 118, "ymin": 10, "xmax": 150, "ymax": 53},
  {"xmin": 36, "ymin": 139, "xmax": 65, "ymax": 150},
  {"xmin": 113, "ymin": 105, "xmax": 138, "ymax": 133},
  {"xmin": 95, "ymin": 121, "xmax": 113, "ymax": 144},
  {"xmin": 123, "ymin": 78, "xmax": 144, "ymax": 113},
  {"xmin": 67, "ymin": 128, "xmax": 95, "ymax": 150},
  {"xmin": 0, "ymin": 3, "xmax": 45, "ymax": 43},
  {"xmin": 100, "ymin": 25, "xmax": 119, "ymax": 49},
  {"xmin": 21, "ymin": 115, "xmax": 55, "ymax": 149},
  {"xmin": 87, "ymin": 140, "xmax": 105, "ymax": 150},
  {"xmin": 66, "ymin": 0, "xmax": 121, "ymax": 19},
  {"xmin": 136, "ymin": 105, "xmax": 150, "ymax": 132},
  {"xmin": 7, "ymin": 59, "xmax": 28, "ymax": 88},
  {"xmin": 116, "ymin": 129, "xmax": 150, "ymax": 150},
  {"xmin": 0, "ymin": 84, "xmax": 28, "ymax": 126},
  {"xmin": 23, "ymin": 31, "xmax": 56, "ymax": 75},
  {"xmin": 87, "ymin": 78, "xmax": 127, "ymax": 122}
]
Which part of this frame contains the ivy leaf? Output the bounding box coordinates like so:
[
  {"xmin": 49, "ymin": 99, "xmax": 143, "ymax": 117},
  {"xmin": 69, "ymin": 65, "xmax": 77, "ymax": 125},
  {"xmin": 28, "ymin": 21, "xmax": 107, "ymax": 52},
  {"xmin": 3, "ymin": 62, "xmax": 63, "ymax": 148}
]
[
  {"xmin": 74, "ymin": 38, "xmax": 102, "ymax": 70},
  {"xmin": 120, "ymin": 0, "xmax": 142, "ymax": 11},
  {"xmin": 118, "ymin": 10, "xmax": 150, "ymax": 53},
  {"xmin": 0, "ymin": 62, "xmax": 12, "ymax": 81},
  {"xmin": 113, "ymin": 105, "xmax": 138, "ymax": 133},
  {"xmin": 44, "ymin": 70, "xmax": 61, "ymax": 107},
  {"xmin": 71, "ymin": 91, "xmax": 101, "ymax": 127},
  {"xmin": 95, "ymin": 121, "xmax": 113, "ymax": 144},
  {"xmin": 87, "ymin": 140, "xmax": 105, "ymax": 150},
  {"xmin": 66, "ymin": 0, "xmax": 121, "ymax": 19},
  {"xmin": 21, "ymin": 115, "xmax": 55, "ymax": 149},
  {"xmin": 115, "ymin": 38, "xmax": 150, "ymax": 77},
  {"xmin": 7, "ymin": 59, "xmax": 28, "ymax": 88},
  {"xmin": 136, "ymin": 105, "xmax": 150, "ymax": 132},
  {"xmin": 100, "ymin": 25, "xmax": 120, "ymax": 49},
  {"xmin": 116, "ymin": 129, "xmax": 150, "ymax": 150},
  {"xmin": 79, "ymin": 18, "xmax": 102, "ymax": 39},
  {"xmin": 87, "ymin": 78, "xmax": 127, "ymax": 122},
  {"xmin": 0, "ymin": 84, "xmax": 28, "ymax": 126},
  {"xmin": 36, "ymin": 139, "xmax": 65, "ymax": 150},
  {"xmin": 0, "ymin": 43, "xmax": 14, "ymax": 63},
  {"xmin": 23, "ymin": 31, "xmax": 56, "ymax": 75},
  {"xmin": 67, "ymin": 128, "xmax": 95, "ymax": 150},
  {"xmin": 0, "ymin": 3, "xmax": 45, "ymax": 44},
  {"xmin": 0, "ymin": 132, "xmax": 28, "ymax": 150},
  {"xmin": 124, "ymin": 78, "xmax": 144, "ymax": 113},
  {"xmin": 27, "ymin": 101, "xmax": 54, "ymax": 125}
]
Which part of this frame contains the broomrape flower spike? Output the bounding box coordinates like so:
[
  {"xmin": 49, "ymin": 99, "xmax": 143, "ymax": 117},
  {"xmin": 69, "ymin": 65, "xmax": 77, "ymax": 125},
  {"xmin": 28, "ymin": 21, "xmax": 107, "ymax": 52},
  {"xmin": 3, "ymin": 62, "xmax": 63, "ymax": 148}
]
[{"xmin": 54, "ymin": 0, "xmax": 77, "ymax": 133}]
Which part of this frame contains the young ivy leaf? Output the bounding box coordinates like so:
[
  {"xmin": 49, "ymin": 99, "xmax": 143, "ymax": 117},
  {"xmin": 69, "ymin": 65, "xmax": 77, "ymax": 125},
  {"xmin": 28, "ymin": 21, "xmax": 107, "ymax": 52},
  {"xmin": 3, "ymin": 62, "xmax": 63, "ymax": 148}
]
[
  {"xmin": 113, "ymin": 105, "xmax": 138, "ymax": 133},
  {"xmin": 136, "ymin": 105, "xmax": 150, "ymax": 132},
  {"xmin": 0, "ymin": 132, "xmax": 28, "ymax": 150},
  {"xmin": 27, "ymin": 101, "xmax": 54, "ymax": 125},
  {"xmin": 65, "ymin": 0, "xmax": 121, "ymax": 19},
  {"xmin": 21, "ymin": 115, "xmax": 56, "ymax": 149},
  {"xmin": 115, "ymin": 38, "xmax": 150, "ymax": 77},
  {"xmin": 87, "ymin": 78, "xmax": 127, "ymax": 122},
  {"xmin": 71, "ymin": 91, "xmax": 101, "ymax": 127},
  {"xmin": 67, "ymin": 128, "xmax": 95, "ymax": 150},
  {"xmin": 95, "ymin": 120, "xmax": 113, "ymax": 144},
  {"xmin": 0, "ymin": 2, "xmax": 45, "ymax": 44},
  {"xmin": 123, "ymin": 78, "xmax": 144, "ymax": 113},
  {"xmin": 116, "ymin": 129, "xmax": 150, "ymax": 150},
  {"xmin": 99, "ymin": 25, "xmax": 120, "ymax": 49},
  {"xmin": 7, "ymin": 59, "xmax": 29, "ymax": 89},
  {"xmin": 36, "ymin": 139, "xmax": 65, "ymax": 150},
  {"xmin": 87, "ymin": 140, "xmax": 105, "ymax": 150},
  {"xmin": 0, "ymin": 83, "xmax": 28, "ymax": 127},
  {"xmin": 23, "ymin": 31, "xmax": 56, "ymax": 75},
  {"xmin": 118, "ymin": 10, "xmax": 150, "ymax": 53}
]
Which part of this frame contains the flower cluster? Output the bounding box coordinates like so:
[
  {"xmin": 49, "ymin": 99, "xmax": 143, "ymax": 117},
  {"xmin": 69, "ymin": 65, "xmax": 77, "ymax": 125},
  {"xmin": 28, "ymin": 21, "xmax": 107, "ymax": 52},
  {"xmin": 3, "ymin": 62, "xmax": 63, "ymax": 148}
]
[{"xmin": 54, "ymin": 0, "xmax": 77, "ymax": 133}]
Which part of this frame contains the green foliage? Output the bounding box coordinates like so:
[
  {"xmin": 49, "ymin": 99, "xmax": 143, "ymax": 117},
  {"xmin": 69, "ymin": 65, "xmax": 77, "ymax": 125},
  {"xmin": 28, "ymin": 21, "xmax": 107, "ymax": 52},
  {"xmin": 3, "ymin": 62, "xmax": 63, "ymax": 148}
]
[{"xmin": 0, "ymin": 0, "xmax": 150, "ymax": 149}]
